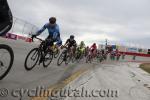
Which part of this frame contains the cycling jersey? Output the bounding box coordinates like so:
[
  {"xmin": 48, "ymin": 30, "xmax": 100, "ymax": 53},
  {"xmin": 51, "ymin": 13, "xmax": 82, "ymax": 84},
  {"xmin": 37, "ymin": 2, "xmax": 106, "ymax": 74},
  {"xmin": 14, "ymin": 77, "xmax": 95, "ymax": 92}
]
[
  {"xmin": 36, "ymin": 23, "xmax": 62, "ymax": 46},
  {"xmin": 90, "ymin": 44, "xmax": 97, "ymax": 50},
  {"xmin": 36, "ymin": 23, "xmax": 60, "ymax": 39},
  {"xmin": 65, "ymin": 39, "xmax": 77, "ymax": 47},
  {"xmin": 79, "ymin": 42, "xmax": 85, "ymax": 49}
]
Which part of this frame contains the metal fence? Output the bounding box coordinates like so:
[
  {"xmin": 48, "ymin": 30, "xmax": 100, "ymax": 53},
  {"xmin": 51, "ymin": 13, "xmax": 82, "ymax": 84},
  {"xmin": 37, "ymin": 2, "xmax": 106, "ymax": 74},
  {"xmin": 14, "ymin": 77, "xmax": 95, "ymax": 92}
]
[
  {"xmin": 7, "ymin": 17, "xmax": 148, "ymax": 49},
  {"xmin": 9, "ymin": 17, "xmax": 39, "ymax": 37}
]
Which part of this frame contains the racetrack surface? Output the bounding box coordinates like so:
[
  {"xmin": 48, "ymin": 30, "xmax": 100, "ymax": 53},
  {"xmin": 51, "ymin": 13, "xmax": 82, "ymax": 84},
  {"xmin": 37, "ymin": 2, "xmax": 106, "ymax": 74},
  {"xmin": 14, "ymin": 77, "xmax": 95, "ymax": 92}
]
[
  {"xmin": 0, "ymin": 38, "xmax": 94, "ymax": 100},
  {"xmin": 0, "ymin": 38, "xmax": 150, "ymax": 100},
  {"xmin": 61, "ymin": 62, "xmax": 150, "ymax": 100}
]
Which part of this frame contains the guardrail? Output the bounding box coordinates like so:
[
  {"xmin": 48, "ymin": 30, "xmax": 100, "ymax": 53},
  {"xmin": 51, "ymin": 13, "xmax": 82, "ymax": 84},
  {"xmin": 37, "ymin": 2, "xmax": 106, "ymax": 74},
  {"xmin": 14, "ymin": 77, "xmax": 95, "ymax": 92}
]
[
  {"xmin": 3, "ymin": 17, "xmax": 48, "ymax": 42},
  {"xmin": 9, "ymin": 17, "xmax": 39, "ymax": 36}
]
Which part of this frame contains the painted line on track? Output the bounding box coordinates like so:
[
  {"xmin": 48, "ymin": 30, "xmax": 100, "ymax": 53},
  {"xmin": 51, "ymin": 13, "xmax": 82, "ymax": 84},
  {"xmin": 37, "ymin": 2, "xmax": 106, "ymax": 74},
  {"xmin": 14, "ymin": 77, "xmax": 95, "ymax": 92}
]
[{"xmin": 31, "ymin": 66, "xmax": 88, "ymax": 100}]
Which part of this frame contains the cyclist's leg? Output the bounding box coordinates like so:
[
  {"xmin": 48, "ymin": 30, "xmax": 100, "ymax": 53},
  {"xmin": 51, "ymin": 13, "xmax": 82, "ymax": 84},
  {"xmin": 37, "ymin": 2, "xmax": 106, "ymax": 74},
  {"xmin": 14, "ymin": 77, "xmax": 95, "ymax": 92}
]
[
  {"xmin": 55, "ymin": 36, "xmax": 62, "ymax": 48},
  {"xmin": 64, "ymin": 45, "xmax": 71, "ymax": 61},
  {"xmin": 93, "ymin": 49, "xmax": 97, "ymax": 58},
  {"xmin": 71, "ymin": 45, "xmax": 76, "ymax": 56},
  {"xmin": 73, "ymin": 46, "xmax": 76, "ymax": 57},
  {"xmin": 42, "ymin": 36, "xmax": 50, "ymax": 52},
  {"xmin": 91, "ymin": 49, "xmax": 94, "ymax": 58},
  {"xmin": 77, "ymin": 48, "xmax": 81, "ymax": 58}
]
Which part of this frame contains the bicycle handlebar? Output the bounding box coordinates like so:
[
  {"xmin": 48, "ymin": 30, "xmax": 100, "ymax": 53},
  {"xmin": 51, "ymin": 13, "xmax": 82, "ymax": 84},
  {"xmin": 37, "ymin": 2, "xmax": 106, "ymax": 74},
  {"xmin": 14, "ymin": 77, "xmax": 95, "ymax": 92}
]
[
  {"xmin": 32, "ymin": 37, "xmax": 43, "ymax": 42},
  {"xmin": 61, "ymin": 42, "xmax": 69, "ymax": 49}
]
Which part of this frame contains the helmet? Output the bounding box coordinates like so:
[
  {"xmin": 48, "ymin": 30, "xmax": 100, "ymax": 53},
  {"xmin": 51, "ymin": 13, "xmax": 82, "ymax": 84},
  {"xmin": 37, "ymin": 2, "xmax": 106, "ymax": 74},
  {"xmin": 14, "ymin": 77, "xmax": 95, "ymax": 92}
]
[
  {"xmin": 49, "ymin": 17, "xmax": 56, "ymax": 24},
  {"xmin": 70, "ymin": 35, "xmax": 74, "ymax": 39},
  {"xmin": 81, "ymin": 41, "xmax": 84, "ymax": 44}
]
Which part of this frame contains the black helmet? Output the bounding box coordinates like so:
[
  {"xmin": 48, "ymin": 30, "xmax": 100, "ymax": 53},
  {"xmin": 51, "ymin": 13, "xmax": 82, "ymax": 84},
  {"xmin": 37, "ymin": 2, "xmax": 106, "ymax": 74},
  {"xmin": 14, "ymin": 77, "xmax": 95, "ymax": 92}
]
[
  {"xmin": 70, "ymin": 35, "xmax": 74, "ymax": 39},
  {"xmin": 49, "ymin": 17, "xmax": 56, "ymax": 24}
]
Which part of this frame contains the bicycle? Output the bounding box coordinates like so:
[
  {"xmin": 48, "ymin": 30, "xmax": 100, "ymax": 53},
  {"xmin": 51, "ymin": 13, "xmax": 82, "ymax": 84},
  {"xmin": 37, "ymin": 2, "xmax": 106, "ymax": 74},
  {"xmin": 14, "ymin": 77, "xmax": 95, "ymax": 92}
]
[
  {"xmin": 86, "ymin": 49, "xmax": 97, "ymax": 63},
  {"xmin": 57, "ymin": 45, "xmax": 75, "ymax": 66},
  {"xmin": 96, "ymin": 51, "xmax": 103, "ymax": 62},
  {"xmin": 75, "ymin": 47, "xmax": 85, "ymax": 62},
  {"xmin": 24, "ymin": 37, "xmax": 54, "ymax": 71},
  {"xmin": 0, "ymin": 44, "xmax": 14, "ymax": 80},
  {"xmin": 86, "ymin": 50, "xmax": 92, "ymax": 63}
]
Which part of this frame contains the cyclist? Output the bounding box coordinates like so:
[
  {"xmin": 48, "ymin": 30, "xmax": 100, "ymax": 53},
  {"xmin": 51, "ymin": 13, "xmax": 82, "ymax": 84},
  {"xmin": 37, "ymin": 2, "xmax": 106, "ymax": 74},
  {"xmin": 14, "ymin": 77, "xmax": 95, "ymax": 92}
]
[
  {"xmin": 90, "ymin": 43, "xmax": 97, "ymax": 58},
  {"xmin": 64, "ymin": 35, "xmax": 77, "ymax": 57},
  {"xmin": 32, "ymin": 17, "xmax": 62, "ymax": 52},
  {"xmin": 0, "ymin": 0, "xmax": 13, "ymax": 36},
  {"xmin": 77, "ymin": 41, "xmax": 86, "ymax": 57},
  {"xmin": 115, "ymin": 49, "xmax": 121, "ymax": 61},
  {"xmin": 85, "ymin": 46, "xmax": 90, "ymax": 57},
  {"xmin": 31, "ymin": 17, "xmax": 62, "ymax": 63}
]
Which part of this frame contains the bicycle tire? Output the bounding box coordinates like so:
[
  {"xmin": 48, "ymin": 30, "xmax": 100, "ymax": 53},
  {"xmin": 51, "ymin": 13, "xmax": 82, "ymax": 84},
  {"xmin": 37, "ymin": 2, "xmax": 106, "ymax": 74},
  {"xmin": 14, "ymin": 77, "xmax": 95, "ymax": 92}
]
[
  {"xmin": 0, "ymin": 44, "xmax": 14, "ymax": 80},
  {"xmin": 57, "ymin": 51, "xmax": 66, "ymax": 66},
  {"xmin": 43, "ymin": 50, "xmax": 53, "ymax": 67},
  {"xmin": 54, "ymin": 49, "xmax": 60, "ymax": 58},
  {"xmin": 24, "ymin": 48, "xmax": 39, "ymax": 71}
]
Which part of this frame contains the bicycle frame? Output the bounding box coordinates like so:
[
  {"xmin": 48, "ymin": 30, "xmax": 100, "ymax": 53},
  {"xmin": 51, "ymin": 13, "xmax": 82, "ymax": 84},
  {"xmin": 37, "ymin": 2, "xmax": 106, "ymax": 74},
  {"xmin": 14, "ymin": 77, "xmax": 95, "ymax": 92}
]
[{"xmin": 32, "ymin": 37, "xmax": 46, "ymax": 64}]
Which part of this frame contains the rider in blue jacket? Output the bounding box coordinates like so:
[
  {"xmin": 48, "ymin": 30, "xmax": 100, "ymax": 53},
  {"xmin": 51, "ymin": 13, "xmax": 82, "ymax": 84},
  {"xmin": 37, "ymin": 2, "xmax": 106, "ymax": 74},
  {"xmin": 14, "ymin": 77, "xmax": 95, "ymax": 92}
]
[{"xmin": 32, "ymin": 17, "xmax": 62, "ymax": 51}]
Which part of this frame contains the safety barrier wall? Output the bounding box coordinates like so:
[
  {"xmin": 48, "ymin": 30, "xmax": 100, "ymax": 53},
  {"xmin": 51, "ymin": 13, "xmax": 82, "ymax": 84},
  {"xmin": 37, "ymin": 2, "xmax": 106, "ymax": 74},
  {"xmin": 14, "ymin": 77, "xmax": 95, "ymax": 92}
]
[{"xmin": 119, "ymin": 51, "xmax": 150, "ymax": 57}]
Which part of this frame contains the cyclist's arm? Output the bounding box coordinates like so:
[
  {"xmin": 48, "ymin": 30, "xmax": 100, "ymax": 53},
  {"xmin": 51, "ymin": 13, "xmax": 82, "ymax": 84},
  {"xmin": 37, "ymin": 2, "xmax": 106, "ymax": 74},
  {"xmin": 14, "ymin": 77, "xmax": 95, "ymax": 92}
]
[
  {"xmin": 73, "ymin": 41, "xmax": 77, "ymax": 47},
  {"xmin": 64, "ymin": 39, "xmax": 69, "ymax": 46},
  {"xmin": 90, "ymin": 45, "xmax": 93, "ymax": 49},
  {"xmin": 36, "ymin": 24, "xmax": 47, "ymax": 36}
]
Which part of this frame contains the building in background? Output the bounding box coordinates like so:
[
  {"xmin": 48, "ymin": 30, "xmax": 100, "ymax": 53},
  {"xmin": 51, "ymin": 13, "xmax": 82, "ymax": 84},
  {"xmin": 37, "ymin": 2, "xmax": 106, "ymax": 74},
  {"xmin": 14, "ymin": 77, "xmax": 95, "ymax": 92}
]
[{"xmin": 98, "ymin": 43, "xmax": 150, "ymax": 56}]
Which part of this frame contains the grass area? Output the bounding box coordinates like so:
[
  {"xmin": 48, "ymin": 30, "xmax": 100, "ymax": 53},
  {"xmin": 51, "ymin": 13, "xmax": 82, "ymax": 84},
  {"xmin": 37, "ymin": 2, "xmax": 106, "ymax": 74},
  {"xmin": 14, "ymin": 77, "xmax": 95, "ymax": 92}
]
[{"xmin": 140, "ymin": 63, "xmax": 150, "ymax": 74}]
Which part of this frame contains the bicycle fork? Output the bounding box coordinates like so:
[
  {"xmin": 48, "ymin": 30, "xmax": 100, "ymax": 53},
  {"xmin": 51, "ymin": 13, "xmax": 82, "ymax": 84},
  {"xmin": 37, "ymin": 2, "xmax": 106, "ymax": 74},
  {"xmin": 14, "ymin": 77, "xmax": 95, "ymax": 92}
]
[{"xmin": 38, "ymin": 51, "xmax": 44, "ymax": 65}]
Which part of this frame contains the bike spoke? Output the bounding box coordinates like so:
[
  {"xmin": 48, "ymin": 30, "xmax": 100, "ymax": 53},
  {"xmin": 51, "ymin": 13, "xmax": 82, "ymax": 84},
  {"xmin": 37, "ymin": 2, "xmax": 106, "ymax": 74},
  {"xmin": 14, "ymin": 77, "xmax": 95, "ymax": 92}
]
[
  {"xmin": 43, "ymin": 51, "xmax": 53, "ymax": 67},
  {"xmin": 24, "ymin": 48, "xmax": 39, "ymax": 70}
]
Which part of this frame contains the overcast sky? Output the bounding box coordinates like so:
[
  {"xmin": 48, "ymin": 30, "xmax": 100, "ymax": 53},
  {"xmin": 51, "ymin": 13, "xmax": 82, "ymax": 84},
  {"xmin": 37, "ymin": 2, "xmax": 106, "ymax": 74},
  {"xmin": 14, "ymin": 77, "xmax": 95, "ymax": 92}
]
[{"xmin": 8, "ymin": 0, "xmax": 150, "ymax": 48}]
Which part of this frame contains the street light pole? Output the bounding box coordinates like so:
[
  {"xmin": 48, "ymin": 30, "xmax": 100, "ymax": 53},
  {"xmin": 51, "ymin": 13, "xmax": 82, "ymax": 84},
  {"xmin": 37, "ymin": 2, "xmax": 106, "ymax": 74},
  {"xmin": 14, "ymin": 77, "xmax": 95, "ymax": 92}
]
[{"xmin": 105, "ymin": 39, "xmax": 108, "ymax": 46}]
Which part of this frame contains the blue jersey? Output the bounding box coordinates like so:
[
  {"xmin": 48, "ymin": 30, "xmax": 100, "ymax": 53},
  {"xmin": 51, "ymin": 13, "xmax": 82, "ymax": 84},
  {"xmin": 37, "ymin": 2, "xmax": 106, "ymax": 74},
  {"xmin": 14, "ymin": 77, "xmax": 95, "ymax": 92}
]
[{"xmin": 36, "ymin": 23, "xmax": 60, "ymax": 39}]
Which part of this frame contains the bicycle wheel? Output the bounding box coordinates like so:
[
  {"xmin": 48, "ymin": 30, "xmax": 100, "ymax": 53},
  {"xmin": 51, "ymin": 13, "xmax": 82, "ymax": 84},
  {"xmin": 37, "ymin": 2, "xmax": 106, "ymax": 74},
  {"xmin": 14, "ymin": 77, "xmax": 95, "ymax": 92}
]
[
  {"xmin": 76, "ymin": 53, "xmax": 82, "ymax": 63},
  {"xmin": 65, "ymin": 55, "xmax": 71, "ymax": 65},
  {"xmin": 57, "ymin": 51, "xmax": 66, "ymax": 66},
  {"xmin": 98, "ymin": 56, "xmax": 103, "ymax": 62},
  {"xmin": 86, "ymin": 55, "xmax": 89, "ymax": 63},
  {"xmin": 24, "ymin": 48, "xmax": 39, "ymax": 71},
  {"xmin": 0, "ymin": 44, "xmax": 14, "ymax": 80},
  {"xmin": 43, "ymin": 51, "xmax": 53, "ymax": 67},
  {"xmin": 86, "ymin": 55, "xmax": 91, "ymax": 63}
]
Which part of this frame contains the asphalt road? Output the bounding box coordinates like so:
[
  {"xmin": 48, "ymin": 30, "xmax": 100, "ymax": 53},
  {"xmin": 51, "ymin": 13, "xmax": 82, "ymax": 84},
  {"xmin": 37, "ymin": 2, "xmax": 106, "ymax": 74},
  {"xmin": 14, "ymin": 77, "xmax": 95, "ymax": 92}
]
[
  {"xmin": 62, "ymin": 62, "xmax": 150, "ymax": 100},
  {"xmin": 0, "ymin": 38, "xmax": 95, "ymax": 100},
  {"xmin": 0, "ymin": 38, "xmax": 150, "ymax": 100}
]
